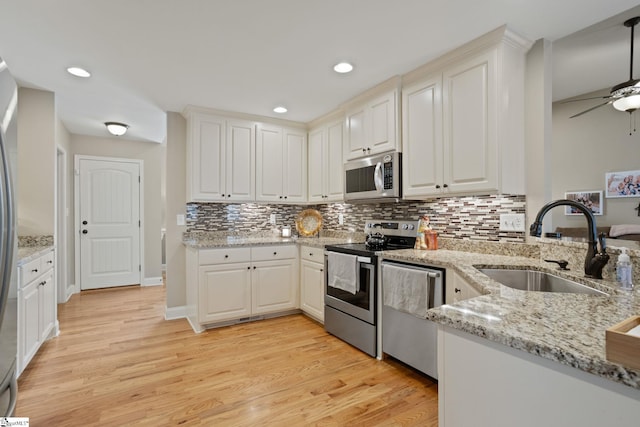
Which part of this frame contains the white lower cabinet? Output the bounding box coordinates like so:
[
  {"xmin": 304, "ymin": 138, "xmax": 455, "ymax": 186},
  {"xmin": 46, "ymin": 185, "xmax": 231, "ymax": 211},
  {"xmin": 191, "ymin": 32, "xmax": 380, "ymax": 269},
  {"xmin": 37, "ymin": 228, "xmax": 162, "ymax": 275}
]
[
  {"xmin": 446, "ymin": 269, "xmax": 482, "ymax": 304},
  {"xmin": 299, "ymin": 246, "xmax": 325, "ymax": 322},
  {"xmin": 17, "ymin": 248, "xmax": 56, "ymax": 376},
  {"xmin": 186, "ymin": 245, "xmax": 298, "ymax": 331}
]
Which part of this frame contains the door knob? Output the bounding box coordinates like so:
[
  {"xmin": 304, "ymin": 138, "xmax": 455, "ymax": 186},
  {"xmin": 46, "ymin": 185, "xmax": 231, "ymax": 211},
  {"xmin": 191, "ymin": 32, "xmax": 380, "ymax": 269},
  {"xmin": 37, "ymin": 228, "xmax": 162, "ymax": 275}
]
[
  {"xmin": 82, "ymin": 230, "xmax": 88, "ymax": 234},
  {"xmin": 82, "ymin": 220, "xmax": 88, "ymax": 225}
]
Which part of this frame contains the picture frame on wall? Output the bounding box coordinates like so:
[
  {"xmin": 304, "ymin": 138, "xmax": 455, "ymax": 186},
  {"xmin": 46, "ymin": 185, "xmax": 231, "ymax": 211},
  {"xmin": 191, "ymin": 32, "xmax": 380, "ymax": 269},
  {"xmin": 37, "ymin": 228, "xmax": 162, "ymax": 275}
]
[
  {"xmin": 605, "ymin": 170, "xmax": 640, "ymax": 198},
  {"xmin": 564, "ymin": 191, "xmax": 603, "ymax": 216}
]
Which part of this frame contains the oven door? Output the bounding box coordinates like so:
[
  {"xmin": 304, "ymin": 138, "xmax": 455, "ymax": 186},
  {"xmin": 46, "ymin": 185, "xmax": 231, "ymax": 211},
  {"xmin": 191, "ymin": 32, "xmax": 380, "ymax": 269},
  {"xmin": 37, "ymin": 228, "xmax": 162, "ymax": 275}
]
[{"xmin": 324, "ymin": 253, "xmax": 376, "ymax": 324}]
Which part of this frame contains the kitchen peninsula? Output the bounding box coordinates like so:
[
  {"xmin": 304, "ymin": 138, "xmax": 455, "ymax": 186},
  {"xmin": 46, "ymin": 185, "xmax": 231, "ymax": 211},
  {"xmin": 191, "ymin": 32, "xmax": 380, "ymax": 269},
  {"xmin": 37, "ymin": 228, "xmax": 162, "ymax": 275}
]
[{"xmin": 381, "ymin": 238, "xmax": 640, "ymax": 427}]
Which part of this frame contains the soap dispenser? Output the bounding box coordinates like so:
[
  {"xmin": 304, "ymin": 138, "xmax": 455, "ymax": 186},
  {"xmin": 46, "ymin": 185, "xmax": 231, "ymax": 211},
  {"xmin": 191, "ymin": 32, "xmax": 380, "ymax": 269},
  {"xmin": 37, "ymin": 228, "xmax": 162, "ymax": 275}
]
[{"xmin": 616, "ymin": 248, "xmax": 633, "ymax": 290}]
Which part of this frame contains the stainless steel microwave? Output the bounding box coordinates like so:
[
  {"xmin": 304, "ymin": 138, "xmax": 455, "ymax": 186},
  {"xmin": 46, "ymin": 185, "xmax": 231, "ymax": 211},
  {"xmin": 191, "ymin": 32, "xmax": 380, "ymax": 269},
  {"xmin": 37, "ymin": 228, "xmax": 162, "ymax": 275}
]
[{"xmin": 344, "ymin": 151, "xmax": 401, "ymax": 202}]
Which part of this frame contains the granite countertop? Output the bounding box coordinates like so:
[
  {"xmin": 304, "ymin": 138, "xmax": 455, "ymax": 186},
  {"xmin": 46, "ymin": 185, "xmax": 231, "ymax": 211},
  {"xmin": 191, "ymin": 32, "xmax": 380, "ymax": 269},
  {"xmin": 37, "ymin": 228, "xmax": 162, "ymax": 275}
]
[
  {"xmin": 380, "ymin": 248, "xmax": 640, "ymax": 389},
  {"xmin": 17, "ymin": 245, "xmax": 54, "ymax": 266},
  {"xmin": 182, "ymin": 232, "xmax": 363, "ymax": 250}
]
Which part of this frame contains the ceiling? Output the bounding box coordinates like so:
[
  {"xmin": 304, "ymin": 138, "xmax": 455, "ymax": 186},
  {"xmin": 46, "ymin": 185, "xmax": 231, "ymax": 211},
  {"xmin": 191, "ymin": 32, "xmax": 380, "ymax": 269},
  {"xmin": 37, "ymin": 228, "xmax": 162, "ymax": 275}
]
[{"xmin": 0, "ymin": 1, "xmax": 639, "ymax": 143}]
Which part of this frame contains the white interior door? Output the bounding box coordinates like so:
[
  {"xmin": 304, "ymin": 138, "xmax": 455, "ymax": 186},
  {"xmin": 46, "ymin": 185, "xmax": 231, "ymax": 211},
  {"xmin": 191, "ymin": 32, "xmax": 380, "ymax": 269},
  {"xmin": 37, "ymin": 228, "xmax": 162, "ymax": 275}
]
[{"xmin": 78, "ymin": 158, "xmax": 141, "ymax": 290}]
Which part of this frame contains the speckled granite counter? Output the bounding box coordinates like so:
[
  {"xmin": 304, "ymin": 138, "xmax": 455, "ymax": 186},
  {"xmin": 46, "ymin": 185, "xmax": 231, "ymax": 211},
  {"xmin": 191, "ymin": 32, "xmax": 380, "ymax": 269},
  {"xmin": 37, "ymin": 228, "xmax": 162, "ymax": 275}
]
[
  {"xmin": 380, "ymin": 248, "xmax": 640, "ymax": 389},
  {"xmin": 17, "ymin": 235, "xmax": 54, "ymax": 266},
  {"xmin": 182, "ymin": 231, "xmax": 364, "ymax": 250}
]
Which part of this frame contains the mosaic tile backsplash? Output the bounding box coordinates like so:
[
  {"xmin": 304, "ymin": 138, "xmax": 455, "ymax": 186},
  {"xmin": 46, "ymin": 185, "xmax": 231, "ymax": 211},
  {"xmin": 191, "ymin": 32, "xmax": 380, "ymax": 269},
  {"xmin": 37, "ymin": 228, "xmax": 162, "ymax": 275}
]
[{"xmin": 186, "ymin": 195, "xmax": 527, "ymax": 242}]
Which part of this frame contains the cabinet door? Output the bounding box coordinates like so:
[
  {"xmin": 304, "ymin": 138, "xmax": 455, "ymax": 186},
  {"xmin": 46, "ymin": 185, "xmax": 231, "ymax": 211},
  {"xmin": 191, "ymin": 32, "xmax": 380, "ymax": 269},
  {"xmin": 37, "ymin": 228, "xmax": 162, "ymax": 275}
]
[
  {"xmin": 20, "ymin": 280, "xmax": 40, "ymax": 371},
  {"xmin": 369, "ymin": 91, "xmax": 397, "ymax": 155},
  {"xmin": 282, "ymin": 128, "xmax": 307, "ymax": 202},
  {"xmin": 307, "ymin": 128, "xmax": 325, "ymax": 202},
  {"xmin": 39, "ymin": 272, "xmax": 55, "ymax": 343},
  {"xmin": 187, "ymin": 114, "xmax": 226, "ymax": 201},
  {"xmin": 402, "ymin": 76, "xmax": 443, "ymax": 198},
  {"xmin": 446, "ymin": 270, "xmax": 482, "ymax": 304},
  {"xmin": 252, "ymin": 259, "xmax": 297, "ymax": 315},
  {"xmin": 325, "ymin": 120, "xmax": 344, "ymax": 201},
  {"xmin": 345, "ymin": 108, "xmax": 366, "ymax": 160},
  {"xmin": 256, "ymin": 125, "xmax": 284, "ymax": 201},
  {"xmin": 300, "ymin": 259, "xmax": 324, "ymax": 322},
  {"xmin": 443, "ymin": 50, "xmax": 498, "ymax": 194},
  {"xmin": 226, "ymin": 119, "xmax": 255, "ymax": 201},
  {"xmin": 199, "ymin": 263, "xmax": 252, "ymax": 323}
]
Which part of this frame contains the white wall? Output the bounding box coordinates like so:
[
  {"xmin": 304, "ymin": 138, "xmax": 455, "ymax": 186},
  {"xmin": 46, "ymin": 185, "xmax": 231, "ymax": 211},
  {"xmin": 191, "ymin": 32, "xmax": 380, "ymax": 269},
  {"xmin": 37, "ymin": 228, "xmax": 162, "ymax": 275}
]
[
  {"xmin": 55, "ymin": 118, "xmax": 73, "ymax": 298},
  {"xmin": 525, "ymin": 39, "xmax": 553, "ymax": 235},
  {"xmin": 552, "ymin": 89, "xmax": 640, "ymax": 228},
  {"xmin": 165, "ymin": 112, "xmax": 186, "ymax": 310},
  {"xmin": 17, "ymin": 88, "xmax": 55, "ymax": 235},
  {"xmin": 69, "ymin": 134, "xmax": 165, "ymax": 284}
]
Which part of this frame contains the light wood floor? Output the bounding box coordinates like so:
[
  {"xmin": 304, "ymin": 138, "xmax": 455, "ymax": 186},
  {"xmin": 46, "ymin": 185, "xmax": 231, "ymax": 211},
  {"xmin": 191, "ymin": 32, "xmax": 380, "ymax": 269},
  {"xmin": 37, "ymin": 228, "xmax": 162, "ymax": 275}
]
[{"xmin": 16, "ymin": 285, "xmax": 438, "ymax": 426}]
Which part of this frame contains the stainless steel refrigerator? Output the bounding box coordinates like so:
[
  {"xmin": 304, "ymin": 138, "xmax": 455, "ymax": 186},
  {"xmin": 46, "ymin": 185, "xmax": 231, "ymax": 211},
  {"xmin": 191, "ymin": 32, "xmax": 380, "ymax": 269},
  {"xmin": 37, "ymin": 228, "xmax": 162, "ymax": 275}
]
[{"xmin": 0, "ymin": 56, "xmax": 18, "ymax": 416}]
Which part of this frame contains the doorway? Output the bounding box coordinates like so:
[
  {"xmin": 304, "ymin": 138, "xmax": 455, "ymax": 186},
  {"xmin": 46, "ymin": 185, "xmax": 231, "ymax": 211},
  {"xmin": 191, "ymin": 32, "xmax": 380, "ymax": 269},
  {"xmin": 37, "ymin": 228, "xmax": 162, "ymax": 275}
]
[{"xmin": 74, "ymin": 156, "xmax": 143, "ymax": 290}]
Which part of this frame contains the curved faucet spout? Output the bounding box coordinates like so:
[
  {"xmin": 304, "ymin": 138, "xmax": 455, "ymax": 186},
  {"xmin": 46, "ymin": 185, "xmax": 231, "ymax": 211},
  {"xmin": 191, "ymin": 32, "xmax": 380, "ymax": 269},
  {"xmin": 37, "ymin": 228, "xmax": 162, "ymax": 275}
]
[{"xmin": 530, "ymin": 199, "xmax": 609, "ymax": 279}]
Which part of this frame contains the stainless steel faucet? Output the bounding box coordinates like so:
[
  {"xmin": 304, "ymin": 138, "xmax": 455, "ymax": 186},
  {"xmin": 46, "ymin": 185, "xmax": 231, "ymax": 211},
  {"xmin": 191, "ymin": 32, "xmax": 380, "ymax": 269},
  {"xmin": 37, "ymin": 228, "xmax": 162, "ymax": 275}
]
[{"xmin": 530, "ymin": 199, "xmax": 610, "ymax": 279}]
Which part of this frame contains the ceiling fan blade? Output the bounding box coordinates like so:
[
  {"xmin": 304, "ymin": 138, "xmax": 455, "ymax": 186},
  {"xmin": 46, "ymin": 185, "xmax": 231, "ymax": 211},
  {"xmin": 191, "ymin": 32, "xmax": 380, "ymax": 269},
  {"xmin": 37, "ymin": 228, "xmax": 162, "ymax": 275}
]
[
  {"xmin": 569, "ymin": 100, "xmax": 613, "ymax": 118},
  {"xmin": 560, "ymin": 95, "xmax": 612, "ymax": 103}
]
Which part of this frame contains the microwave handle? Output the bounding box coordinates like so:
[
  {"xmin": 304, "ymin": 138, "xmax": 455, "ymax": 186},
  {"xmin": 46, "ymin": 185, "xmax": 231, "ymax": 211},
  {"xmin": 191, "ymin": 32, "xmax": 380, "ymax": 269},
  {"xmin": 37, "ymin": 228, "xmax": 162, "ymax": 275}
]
[{"xmin": 374, "ymin": 162, "xmax": 384, "ymax": 192}]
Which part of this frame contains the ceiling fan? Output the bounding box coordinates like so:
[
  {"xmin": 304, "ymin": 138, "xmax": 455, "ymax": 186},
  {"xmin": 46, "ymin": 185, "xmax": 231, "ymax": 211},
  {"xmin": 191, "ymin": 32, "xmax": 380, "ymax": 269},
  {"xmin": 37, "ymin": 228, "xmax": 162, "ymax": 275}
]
[{"xmin": 566, "ymin": 16, "xmax": 640, "ymax": 119}]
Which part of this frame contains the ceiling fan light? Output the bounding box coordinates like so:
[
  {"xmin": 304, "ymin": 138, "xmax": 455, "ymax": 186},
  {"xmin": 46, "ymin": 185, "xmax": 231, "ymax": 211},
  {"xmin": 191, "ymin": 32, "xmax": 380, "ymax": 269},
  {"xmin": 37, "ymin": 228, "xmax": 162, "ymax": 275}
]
[
  {"xmin": 104, "ymin": 122, "xmax": 129, "ymax": 136},
  {"xmin": 613, "ymin": 95, "xmax": 640, "ymax": 112}
]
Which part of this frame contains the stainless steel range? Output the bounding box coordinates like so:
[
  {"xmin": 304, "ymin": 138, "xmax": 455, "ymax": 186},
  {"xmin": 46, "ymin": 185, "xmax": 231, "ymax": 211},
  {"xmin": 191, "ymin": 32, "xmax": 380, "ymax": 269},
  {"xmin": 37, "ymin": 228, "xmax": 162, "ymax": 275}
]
[{"xmin": 324, "ymin": 219, "xmax": 417, "ymax": 357}]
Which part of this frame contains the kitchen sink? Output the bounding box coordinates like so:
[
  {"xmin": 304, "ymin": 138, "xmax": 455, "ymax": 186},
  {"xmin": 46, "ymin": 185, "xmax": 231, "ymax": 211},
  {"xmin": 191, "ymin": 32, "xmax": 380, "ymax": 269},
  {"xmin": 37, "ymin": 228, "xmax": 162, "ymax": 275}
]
[{"xmin": 479, "ymin": 268, "xmax": 607, "ymax": 296}]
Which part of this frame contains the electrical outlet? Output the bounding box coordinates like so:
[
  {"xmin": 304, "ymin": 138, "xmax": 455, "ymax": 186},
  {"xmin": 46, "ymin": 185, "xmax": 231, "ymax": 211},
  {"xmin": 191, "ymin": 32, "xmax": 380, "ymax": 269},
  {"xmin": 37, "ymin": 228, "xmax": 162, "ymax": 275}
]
[
  {"xmin": 176, "ymin": 214, "xmax": 185, "ymax": 226},
  {"xmin": 500, "ymin": 213, "xmax": 526, "ymax": 232},
  {"xmin": 269, "ymin": 213, "xmax": 276, "ymax": 225},
  {"xmin": 339, "ymin": 213, "xmax": 344, "ymax": 225}
]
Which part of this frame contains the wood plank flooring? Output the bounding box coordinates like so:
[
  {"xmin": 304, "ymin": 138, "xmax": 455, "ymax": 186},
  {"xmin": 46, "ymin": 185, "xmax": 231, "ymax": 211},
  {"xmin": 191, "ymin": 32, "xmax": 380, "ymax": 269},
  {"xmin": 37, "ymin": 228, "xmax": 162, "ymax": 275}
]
[{"xmin": 16, "ymin": 285, "xmax": 438, "ymax": 426}]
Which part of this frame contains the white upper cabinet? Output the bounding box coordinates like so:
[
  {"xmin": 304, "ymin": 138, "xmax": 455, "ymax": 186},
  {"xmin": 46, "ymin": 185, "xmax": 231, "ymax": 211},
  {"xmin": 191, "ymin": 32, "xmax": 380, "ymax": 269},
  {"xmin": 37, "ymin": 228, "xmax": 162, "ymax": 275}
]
[
  {"xmin": 186, "ymin": 112, "xmax": 255, "ymax": 202},
  {"xmin": 402, "ymin": 74, "xmax": 443, "ymax": 198},
  {"xmin": 256, "ymin": 124, "xmax": 307, "ymax": 202},
  {"xmin": 344, "ymin": 78, "xmax": 401, "ymax": 161},
  {"xmin": 402, "ymin": 27, "xmax": 530, "ymax": 198},
  {"xmin": 442, "ymin": 49, "xmax": 498, "ymax": 194},
  {"xmin": 308, "ymin": 117, "xmax": 343, "ymax": 202}
]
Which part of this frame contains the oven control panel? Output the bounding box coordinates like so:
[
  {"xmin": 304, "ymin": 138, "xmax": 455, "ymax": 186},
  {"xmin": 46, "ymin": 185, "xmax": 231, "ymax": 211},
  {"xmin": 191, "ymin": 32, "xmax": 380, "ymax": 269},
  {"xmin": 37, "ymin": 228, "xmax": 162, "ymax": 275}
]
[{"xmin": 364, "ymin": 219, "xmax": 418, "ymax": 237}]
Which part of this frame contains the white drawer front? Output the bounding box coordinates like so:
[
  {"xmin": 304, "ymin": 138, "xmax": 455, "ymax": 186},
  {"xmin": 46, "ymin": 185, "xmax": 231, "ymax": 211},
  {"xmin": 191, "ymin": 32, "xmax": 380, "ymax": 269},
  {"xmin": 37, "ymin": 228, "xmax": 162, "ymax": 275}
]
[
  {"xmin": 198, "ymin": 247, "xmax": 251, "ymax": 265},
  {"xmin": 20, "ymin": 258, "xmax": 42, "ymax": 287},
  {"xmin": 300, "ymin": 246, "xmax": 324, "ymax": 263},
  {"xmin": 41, "ymin": 251, "xmax": 55, "ymax": 273},
  {"xmin": 251, "ymin": 245, "xmax": 297, "ymax": 261}
]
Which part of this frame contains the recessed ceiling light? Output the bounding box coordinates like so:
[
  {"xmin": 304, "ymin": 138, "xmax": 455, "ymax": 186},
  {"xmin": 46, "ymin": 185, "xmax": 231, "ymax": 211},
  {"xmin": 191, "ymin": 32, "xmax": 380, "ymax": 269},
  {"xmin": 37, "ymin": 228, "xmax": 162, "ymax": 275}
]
[
  {"xmin": 273, "ymin": 106, "xmax": 288, "ymax": 113},
  {"xmin": 105, "ymin": 122, "xmax": 129, "ymax": 136},
  {"xmin": 66, "ymin": 66, "xmax": 91, "ymax": 78},
  {"xmin": 333, "ymin": 62, "xmax": 353, "ymax": 74}
]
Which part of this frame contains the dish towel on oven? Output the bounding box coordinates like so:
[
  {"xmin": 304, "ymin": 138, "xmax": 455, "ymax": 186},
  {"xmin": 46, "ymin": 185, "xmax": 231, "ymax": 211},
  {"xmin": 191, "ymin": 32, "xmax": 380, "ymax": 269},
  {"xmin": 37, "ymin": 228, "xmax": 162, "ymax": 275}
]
[
  {"xmin": 327, "ymin": 252, "xmax": 358, "ymax": 294},
  {"xmin": 382, "ymin": 263, "xmax": 430, "ymax": 318}
]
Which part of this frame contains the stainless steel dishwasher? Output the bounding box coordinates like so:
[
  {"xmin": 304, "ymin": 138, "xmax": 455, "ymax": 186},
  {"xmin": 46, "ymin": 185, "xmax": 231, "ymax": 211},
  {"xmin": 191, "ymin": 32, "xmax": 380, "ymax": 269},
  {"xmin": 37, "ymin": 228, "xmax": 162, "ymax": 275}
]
[{"xmin": 381, "ymin": 261, "xmax": 444, "ymax": 379}]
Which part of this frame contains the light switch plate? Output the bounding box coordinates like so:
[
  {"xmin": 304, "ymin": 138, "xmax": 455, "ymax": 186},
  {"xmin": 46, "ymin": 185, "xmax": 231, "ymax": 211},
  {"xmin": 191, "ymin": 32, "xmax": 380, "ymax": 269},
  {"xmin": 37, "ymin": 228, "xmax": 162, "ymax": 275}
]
[
  {"xmin": 270, "ymin": 213, "xmax": 276, "ymax": 225},
  {"xmin": 500, "ymin": 213, "xmax": 525, "ymax": 232},
  {"xmin": 176, "ymin": 214, "xmax": 185, "ymax": 226},
  {"xmin": 339, "ymin": 213, "xmax": 344, "ymax": 225}
]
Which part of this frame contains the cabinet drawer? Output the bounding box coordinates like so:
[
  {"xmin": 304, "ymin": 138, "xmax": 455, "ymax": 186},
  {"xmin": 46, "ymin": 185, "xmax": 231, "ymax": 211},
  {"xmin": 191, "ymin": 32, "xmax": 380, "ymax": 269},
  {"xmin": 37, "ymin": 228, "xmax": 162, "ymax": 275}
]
[
  {"xmin": 41, "ymin": 251, "xmax": 55, "ymax": 273},
  {"xmin": 198, "ymin": 247, "xmax": 251, "ymax": 265},
  {"xmin": 20, "ymin": 258, "xmax": 42, "ymax": 287},
  {"xmin": 251, "ymin": 245, "xmax": 296, "ymax": 261},
  {"xmin": 300, "ymin": 246, "xmax": 324, "ymax": 263}
]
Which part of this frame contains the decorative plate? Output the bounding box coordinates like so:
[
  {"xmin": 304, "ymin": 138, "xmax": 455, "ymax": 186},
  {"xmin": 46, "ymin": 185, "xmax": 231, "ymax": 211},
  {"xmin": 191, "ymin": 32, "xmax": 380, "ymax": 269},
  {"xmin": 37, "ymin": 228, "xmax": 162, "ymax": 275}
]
[{"xmin": 295, "ymin": 209, "xmax": 323, "ymax": 237}]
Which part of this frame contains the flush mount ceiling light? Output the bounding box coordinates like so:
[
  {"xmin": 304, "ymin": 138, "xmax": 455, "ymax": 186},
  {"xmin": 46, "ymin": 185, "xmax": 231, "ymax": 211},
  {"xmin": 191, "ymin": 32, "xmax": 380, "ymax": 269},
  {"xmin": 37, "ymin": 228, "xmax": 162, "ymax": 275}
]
[
  {"xmin": 273, "ymin": 106, "xmax": 288, "ymax": 113},
  {"xmin": 66, "ymin": 66, "xmax": 91, "ymax": 78},
  {"xmin": 333, "ymin": 62, "xmax": 354, "ymax": 74},
  {"xmin": 104, "ymin": 122, "xmax": 129, "ymax": 136}
]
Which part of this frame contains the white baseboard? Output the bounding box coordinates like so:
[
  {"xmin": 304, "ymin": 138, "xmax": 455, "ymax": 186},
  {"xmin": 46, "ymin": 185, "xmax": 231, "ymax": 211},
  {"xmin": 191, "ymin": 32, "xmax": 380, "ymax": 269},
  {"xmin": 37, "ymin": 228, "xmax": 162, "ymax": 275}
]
[
  {"xmin": 142, "ymin": 276, "xmax": 163, "ymax": 286},
  {"xmin": 165, "ymin": 305, "xmax": 186, "ymax": 320},
  {"xmin": 66, "ymin": 284, "xmax": 77, "ymax": 300}
]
